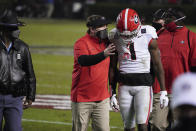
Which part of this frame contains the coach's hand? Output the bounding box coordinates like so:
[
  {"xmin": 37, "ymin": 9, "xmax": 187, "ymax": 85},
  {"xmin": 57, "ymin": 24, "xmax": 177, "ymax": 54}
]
[
  {"xmin": 110, "ymin": 94, "xmax": 120, "ymax": 112},
  {"xmin": 23, "ymin": 99, "xmax": 33, "ymax": 109},
  {"xmin": 104, "ymin": 43, "xmax": 116, "ymax": 57},
  {"xmin": 160, "ymin": 91, "xmax": 169, "ymax": 109}
]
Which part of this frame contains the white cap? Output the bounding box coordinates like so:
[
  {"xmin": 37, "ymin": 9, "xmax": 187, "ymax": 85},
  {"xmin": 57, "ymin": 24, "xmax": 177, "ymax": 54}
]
[{"xmin": 171, "ymin": 72, "xmax": 196, "ymax": 109}]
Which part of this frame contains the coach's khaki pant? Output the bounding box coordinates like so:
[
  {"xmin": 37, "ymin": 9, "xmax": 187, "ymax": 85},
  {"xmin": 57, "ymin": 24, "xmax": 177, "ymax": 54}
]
[
  {"xmin": 149, "ymin": 93, "xmax": 173, "ymax": 131},
  {"xmin": 72, "ymin": 98, "xmax": 110, "ymax": 131}
]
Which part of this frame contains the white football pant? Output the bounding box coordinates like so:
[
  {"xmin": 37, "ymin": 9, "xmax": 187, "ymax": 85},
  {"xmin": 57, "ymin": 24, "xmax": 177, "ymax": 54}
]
[{"xmin": 118, "ymin": 85, "xmax": 152, "ymax": 129}]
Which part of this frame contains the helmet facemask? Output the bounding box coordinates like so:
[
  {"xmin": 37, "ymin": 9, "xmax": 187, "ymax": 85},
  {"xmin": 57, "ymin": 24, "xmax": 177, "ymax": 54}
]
[{"xmin": 119, "ymin": 24, "xmax": 141, "ymax": 40}]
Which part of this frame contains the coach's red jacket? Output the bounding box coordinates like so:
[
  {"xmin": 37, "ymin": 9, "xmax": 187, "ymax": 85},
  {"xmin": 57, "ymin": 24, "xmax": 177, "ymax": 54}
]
[{"xmin": 153, "ymin": 27, "xmax": 196, "ymax": 94}]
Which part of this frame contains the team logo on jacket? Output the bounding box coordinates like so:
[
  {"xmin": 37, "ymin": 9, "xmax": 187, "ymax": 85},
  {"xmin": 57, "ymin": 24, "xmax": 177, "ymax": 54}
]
[{"xmin": 180, "ymin": 40, "xmax": 185, "ymax": 44}]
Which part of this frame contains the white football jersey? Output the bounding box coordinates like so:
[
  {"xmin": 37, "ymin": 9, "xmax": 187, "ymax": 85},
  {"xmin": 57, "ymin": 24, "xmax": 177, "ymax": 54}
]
[{"xmin": 109, "ymin": 25, "xmax": 157, "ymax": 73}]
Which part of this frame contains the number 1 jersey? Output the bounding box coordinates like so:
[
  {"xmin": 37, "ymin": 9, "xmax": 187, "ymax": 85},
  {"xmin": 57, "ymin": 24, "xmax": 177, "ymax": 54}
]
[{"xmin": 109, "ymin": 25, "xmax": 157, "ymax": 73}]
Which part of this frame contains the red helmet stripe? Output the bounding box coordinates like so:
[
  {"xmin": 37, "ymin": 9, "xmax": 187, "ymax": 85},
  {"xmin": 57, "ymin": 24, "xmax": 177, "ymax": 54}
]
[{"xmin": 116, "ymin": 8, "xmax": 141, "ymax": 33}]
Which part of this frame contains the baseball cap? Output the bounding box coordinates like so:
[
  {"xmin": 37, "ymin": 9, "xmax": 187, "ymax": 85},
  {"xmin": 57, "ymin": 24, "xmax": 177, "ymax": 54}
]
[
  {"xmin": 86, "ymin": 15, "xmax": 110, "ymax": 28},
  {"xmin": 163, "ymin": 8, "xmax": 186, "ymax": 21},
  {"xmin": 171, "ymin": 72, "xmax": 196, "ymax": 109}
]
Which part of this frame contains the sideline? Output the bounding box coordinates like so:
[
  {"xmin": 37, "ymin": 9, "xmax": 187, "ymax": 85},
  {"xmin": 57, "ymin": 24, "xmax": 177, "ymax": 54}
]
[
  {"xmin": 32, "ymin": 94, "xmax": 71, "ymax": 110},
  {"xmin": 22, "ymin": 118, "xmax": 123, "ymax": 129},
  {"xmin": 32, "ymin": 95, "xmax": 113, "ymax": 110}
]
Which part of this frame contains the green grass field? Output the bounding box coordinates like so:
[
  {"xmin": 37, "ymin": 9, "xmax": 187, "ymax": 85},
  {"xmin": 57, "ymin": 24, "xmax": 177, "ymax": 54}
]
[
  {"xmin": 23, "ymin": 108, "xmax": 123, "ymax": 131},
  {"xmin": 20, "ymin": 19, "xmax": 115, "ymax": 47},
  {"xmin": 19, "ymin": 18, "xmax": 196, "ymax": 131},
  {"xmin": 32, "ymin": 54, "xmax": 73, "ymax": 95}
]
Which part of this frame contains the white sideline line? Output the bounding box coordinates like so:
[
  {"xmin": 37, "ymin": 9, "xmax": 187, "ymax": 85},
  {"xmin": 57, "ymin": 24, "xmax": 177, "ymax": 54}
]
[
  {"xmin": 54, "ymin": 107, "xmax": 69, "ymax": 110},
  {"xmin": 22, "ymin": 119, "xmax": 123, "ymax": 129},
  {"xmin": 22, "ymin": 118, "xmax": 71, "ymax": 125}
]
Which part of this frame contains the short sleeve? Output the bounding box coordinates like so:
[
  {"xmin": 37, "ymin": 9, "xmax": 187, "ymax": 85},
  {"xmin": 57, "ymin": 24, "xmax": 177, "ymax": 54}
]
[
  {"xmin": 74, "ymin": 40, "xmax": 88, "ymax": 60},
  {"xmin": 189, "ymin": 31, "xmax": 196, "ymax": 67},
  {"xmin": 142, "ymin": 25, "xmax": 158, "ymax": 44},
  {"xmin": 147, "ymin": 25, "xmax": 158, "ymax": 39}
]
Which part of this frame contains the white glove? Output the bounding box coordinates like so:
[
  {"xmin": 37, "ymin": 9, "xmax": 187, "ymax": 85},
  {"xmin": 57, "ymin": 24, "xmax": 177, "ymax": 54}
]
[
  {"xmin": 110, "ymin": 94, "xmax": 120, "ymax": 112},
  {"xmin": 160, "ymin": 91, "xmax": 169, "ymax": 109}
]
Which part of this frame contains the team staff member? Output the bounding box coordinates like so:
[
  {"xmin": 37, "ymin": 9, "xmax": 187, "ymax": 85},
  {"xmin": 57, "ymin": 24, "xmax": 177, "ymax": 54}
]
[
  {"xmin": 71, "ymin": 15, "xmax": 115, "ymax": 131},
  {"xmin": 149, "ymin": 9, "xmax": 168, "ymax": 131},
  {"xmin": 151, "ymin": 9, "xmax": 165, "ymax": 32},
  {"xmin": 150, "ymin": 8, "xmax": 196, "ymax": 131},
  {"xmin": 0, "ymin": 9, "xmax": 36, "ymax": 131}
]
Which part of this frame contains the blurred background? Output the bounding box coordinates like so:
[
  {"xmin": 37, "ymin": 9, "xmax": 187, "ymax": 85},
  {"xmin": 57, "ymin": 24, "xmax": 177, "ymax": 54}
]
[
  {"xmin": 0, "ymin": 0, "xmax": 196, "ymax": 131},
  {"xmin": 1, "ymin": 0, "xmax": 196, "ymax": 24}
]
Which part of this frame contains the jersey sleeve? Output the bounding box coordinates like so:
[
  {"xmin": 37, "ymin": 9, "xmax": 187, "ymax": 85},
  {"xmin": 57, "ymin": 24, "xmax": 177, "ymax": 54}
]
[
  {"xmin": 147, "ymin": 25, "xmax": 158, "ymax": 39},
  {"xmin": 74, "ymin": 40, "xmax": 88, "ymax": 60},
  {"xmin": 142, "ymin": 25, "xmax": 157, "ymax": 47},
  {"xmin": 189, "ymin": 31, "xmax": 196, "ymax": 67}
]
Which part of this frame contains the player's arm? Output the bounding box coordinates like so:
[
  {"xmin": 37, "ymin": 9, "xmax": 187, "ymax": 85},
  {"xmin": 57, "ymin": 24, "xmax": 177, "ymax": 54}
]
[
  {"xmin": 149, "ymin": 39, "xmax": 169, "ymax": 108},
  {"xmin": 109, "ymin": 53, "xmax": 118, "ymax": 95},
  {"xmin": 109, "ymin": 52, "xmax": 120, "ymax": 112},
  {"xmin": 148, "ymin": 39, "xmax": 165, "ymax": 91},
  {"xmin": 108, "ymin": 29, "xmax": 118, "ymax": 94}
]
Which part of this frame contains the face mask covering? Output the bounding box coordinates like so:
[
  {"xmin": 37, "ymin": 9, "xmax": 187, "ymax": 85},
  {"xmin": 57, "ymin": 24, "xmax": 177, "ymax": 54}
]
[
  {"xmin": 152, "ymin": 22, "xmax": 163, "ymax": 31},
  {"xmin": 96, "ymin": 29, "xmax": 108, "ymax": 40},
  {"xmin": 165, "ymin": 22, "xmax": 177, "ymax": 32},
  {"xmin": 11, "ymin": 29, "xmax": 20, "ymax": 39},
  {"xmin": 5, "ymin": 28, "xmax": 20, "ymax": 41},
  {"xmin": 165, "ymin": 16, "xmax": 186, "ymax": 32}
]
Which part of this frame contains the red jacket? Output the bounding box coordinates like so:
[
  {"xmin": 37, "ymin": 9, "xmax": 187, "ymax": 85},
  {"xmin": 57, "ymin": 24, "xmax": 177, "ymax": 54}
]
[
  {"xmin": 153, "ymin": 27, "xmax": 196, "ymax": 94},
  {"xmin": 71, "ymin": 33, "xmax": 110, "ymax": 102}
]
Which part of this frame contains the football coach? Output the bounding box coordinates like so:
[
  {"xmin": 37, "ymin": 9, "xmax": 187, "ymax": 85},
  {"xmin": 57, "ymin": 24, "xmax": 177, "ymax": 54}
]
[
  {"xmin": 71, "ymin": 15, "xmax": 115, "ymax": 131},
  {"xmin": 0, "ymin": 9, "xmax": 36, "ymax": 131}
]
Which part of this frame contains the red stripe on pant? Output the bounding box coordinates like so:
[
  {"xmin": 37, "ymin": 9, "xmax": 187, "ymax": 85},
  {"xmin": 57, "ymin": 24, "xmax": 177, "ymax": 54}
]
[{"xmin": 145, "ymin": 87, "xmax": 151, "ymax": 124}]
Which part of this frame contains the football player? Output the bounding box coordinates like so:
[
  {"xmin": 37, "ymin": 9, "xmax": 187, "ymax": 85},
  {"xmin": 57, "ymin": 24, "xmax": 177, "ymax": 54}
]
[{"xmin": 109, "ymin": 8, "xmax": 169, "ymax": 131}]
